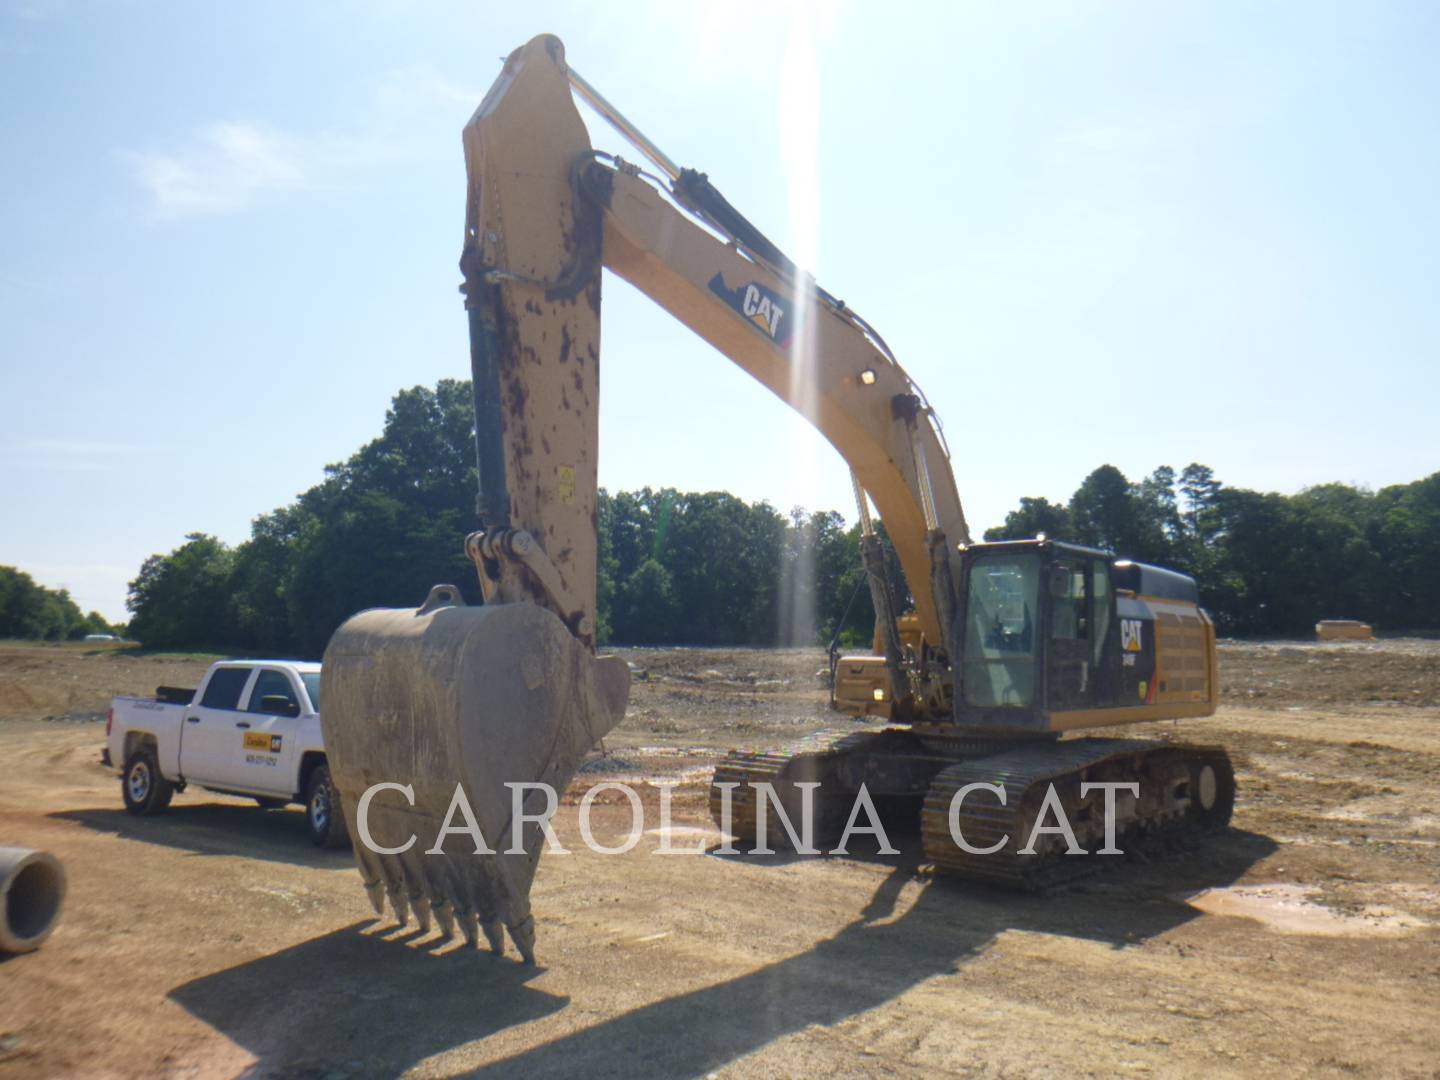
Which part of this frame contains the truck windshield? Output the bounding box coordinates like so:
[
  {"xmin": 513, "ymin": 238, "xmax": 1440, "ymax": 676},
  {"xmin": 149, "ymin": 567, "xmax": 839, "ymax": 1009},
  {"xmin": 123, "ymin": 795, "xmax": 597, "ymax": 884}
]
[
  {"xmin": 301, "ymin": 672, "xmax": 321, "ymax": 712},
  {"xmin": 962, "ymin": 553, "xmax": 1040, "ymax": 708}
]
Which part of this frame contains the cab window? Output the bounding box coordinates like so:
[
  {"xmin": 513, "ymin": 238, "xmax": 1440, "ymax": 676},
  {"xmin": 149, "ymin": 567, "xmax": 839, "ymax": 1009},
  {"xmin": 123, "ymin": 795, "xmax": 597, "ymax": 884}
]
[
  {"xmin": 1050, "ymin": 562, "xmax": 1089, "ymax": 640},
  {"xmin": 248, "ymin": 669, "xmax": 300, "ymax": 715},
  {"xmin": 199, "ymin": 667, "xmax": 251, "ymax": 711},
  {"xmin": 962, "ymin": 553, "xmax": 1039, "ymax": 707},
  {"xmin": 1091, "ymin": 559, "xmax": 1112, "ymax": 665},
  {"xmin": 300, "ymin": 672, "xmax": 321, "ymax": 712}
]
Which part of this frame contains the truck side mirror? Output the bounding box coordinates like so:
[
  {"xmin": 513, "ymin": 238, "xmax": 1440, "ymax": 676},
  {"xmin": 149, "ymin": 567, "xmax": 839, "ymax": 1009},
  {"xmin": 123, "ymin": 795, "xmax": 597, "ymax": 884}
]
[{"xmin": 259, "ymin": 694, "xmax": 300, "ymax": 718}]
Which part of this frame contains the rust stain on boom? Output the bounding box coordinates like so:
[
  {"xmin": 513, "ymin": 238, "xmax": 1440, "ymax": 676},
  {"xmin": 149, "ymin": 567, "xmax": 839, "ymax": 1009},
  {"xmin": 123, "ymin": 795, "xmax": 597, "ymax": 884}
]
[{"xmin": 460, "ymin": 34, "xmax": 604, "ymax": 637}]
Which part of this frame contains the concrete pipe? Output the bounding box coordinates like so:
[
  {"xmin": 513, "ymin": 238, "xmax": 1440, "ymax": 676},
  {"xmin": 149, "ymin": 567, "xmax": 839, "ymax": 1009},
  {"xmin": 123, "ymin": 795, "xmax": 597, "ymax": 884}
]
[{"xmin": 0, "ymin": 847, "xmax": 66, "ymax": 954}]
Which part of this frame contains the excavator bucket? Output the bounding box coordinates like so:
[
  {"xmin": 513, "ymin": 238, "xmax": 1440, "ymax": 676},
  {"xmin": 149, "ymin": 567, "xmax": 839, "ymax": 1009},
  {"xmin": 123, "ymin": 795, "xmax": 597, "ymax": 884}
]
[
  {"xmin": 315, "ymin": 35, "xmax": 627, "ymax": 963},
  {"xmin": 321, "ymin": 588, "xmax": 629, "ymax": 962}
]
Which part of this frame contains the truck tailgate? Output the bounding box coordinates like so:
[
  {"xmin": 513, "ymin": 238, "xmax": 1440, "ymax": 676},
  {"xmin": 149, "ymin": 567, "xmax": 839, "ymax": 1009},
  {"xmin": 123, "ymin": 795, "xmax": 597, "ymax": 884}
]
[{"xmin": 109, "ymin": 697, "xmax": 187, "ymax": 778}]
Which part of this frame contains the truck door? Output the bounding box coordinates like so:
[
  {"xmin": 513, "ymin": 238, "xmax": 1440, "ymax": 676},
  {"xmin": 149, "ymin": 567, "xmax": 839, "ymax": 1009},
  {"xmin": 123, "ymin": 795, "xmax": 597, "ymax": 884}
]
[
  {"xmin": 226, "ymin": 668, "xmax": 303, "ymax": 794},
  {"xmin": 180, "ymin": 666, "xmax": 256, "ymax": 785}
]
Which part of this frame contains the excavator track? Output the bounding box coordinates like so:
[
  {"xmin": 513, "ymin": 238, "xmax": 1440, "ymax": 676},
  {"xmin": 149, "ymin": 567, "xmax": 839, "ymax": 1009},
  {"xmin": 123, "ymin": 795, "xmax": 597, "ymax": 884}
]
[
  {"xmin": 710, "ymin": 729, "xmax": 883, "ymax": 849},
  {"xmin": 921, "ymin": 738, "xmax": 1235, "ymax": 889}
]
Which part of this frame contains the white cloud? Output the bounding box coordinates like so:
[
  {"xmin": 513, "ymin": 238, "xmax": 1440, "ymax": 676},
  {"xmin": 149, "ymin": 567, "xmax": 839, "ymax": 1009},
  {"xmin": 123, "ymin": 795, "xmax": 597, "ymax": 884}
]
[
  {"xmin": 1057, "ymin": 124, "xmax": 1141, "ymax": 155},
  {"xmin": 126, "ymin": 63, "xmax": 481, "ymax": 221},
  {"xmin": 127, "ymin": 122, "xmax": 308, "ymax": 219},
  {"xmin": 1051, "ymin": 99, "xmax": 1222, "ymax": 176},
  {"xmin": 11, "ymin": 0, "xmax": 68, "ymax": 21},
  {"xmin": 26, "ymin": 438, "xmax": 143, "ymax": 455},
  {"xmin": 13, "ymin": 438, "xmax": 147, "ymax": 471},
  {"xmin": 374, "ymin": 64, "xmax": 480, "ymax": 116}
]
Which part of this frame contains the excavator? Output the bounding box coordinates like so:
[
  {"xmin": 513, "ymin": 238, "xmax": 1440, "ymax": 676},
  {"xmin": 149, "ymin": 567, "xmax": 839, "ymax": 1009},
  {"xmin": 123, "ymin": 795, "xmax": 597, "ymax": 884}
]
[{"xmin": 319, "ymin": 34, "xmax": 1235, "ymax": 963}]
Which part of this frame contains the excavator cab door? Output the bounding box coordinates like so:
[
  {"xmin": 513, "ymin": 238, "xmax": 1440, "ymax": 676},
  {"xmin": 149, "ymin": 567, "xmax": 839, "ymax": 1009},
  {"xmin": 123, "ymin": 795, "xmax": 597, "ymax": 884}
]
[
  {"xmin": 956, "ymin": 543, "xmax": 1126, "ymax": 728},
  {"xmin": 958, "ymin": 551, "xmax": 1041, "ymax": 713},
  {"xmin": 1045, "ymin": 557, "xmax": 1094, "ymax": 710}
]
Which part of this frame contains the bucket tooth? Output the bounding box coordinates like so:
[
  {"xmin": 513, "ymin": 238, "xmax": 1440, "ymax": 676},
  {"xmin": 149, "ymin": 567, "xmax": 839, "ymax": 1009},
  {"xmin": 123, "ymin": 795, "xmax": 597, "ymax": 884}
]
[
  {"xmin": 445, "ymin": 875, "xmax": 472, "ymax": 937},
  {"xmin": 353, "ymin": 845, "xmax": 389, "ymax": 916},
  {"xmin": 361, "ymin": 877, "xmax": 387, "ymax": 916},
  {"xmin": 411, "ymin": 894, "xmax": 432, "ymax": 934},
  {"xmin": 466, "ymin": 867, "xmax": 502, "ymax": 932},
  {"xmin": 399, "ymin": 850, "xmax": 436, "ymax": 934},
  {"xmin": 433, "ymin": 897, "xmax": 456, "ymax": 938},
  {"xmin": 387, "ymin": 882, "xmax": 410, "ymax": 927},
  {"xmin": 482, "ymin": 919, "xmax": 506, "ymax": 955},
  {"xmin": 508, "ymin": 916, "xmax": 537, "ymax": 965}
]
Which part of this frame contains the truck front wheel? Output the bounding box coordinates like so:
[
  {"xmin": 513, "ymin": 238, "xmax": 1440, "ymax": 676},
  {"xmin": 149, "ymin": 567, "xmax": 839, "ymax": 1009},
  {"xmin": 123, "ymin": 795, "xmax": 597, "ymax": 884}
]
[
  {"xmin": 122, "ymin": 747, "xmax": 174, "ymax": 816},
  {"xmin": 305, "ymin": 765, "xmax": 350, "ymax": 850}
]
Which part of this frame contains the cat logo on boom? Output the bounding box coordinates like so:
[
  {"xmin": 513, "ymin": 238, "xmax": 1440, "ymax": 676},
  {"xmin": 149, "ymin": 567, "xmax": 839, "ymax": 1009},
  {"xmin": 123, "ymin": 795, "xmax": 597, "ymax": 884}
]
[{"xmin": 708, "ymin": 273, "xmax": 793, "ymax": 348}]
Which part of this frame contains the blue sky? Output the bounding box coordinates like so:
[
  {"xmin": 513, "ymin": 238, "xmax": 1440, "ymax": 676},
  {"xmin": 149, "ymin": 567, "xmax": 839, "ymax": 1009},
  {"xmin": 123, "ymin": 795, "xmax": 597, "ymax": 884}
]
[{"xmin": 3, "ymin": 1, "xmax": 1437, "ymax": 621}]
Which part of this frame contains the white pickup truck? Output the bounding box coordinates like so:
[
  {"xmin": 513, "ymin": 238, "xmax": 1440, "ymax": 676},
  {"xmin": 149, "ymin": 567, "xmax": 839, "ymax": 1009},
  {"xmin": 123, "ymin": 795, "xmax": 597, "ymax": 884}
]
[{"xmin": 105, "ymin": 660, "xmax": 349, "ymax": 848}]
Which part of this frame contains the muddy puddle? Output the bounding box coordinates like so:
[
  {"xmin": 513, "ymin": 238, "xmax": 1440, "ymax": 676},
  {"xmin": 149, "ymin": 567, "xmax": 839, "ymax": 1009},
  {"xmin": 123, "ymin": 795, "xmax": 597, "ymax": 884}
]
[{"xmin": 1177, "ymin": 883, "xmax": 1430, "ymax": 936}]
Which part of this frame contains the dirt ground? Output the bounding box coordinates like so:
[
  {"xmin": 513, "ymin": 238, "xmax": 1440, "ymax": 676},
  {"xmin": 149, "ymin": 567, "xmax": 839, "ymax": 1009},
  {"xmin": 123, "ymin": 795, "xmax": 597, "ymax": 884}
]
[{"xmin": 1, "ymin": 638, "xmax": 1438, "ymax": 1079}]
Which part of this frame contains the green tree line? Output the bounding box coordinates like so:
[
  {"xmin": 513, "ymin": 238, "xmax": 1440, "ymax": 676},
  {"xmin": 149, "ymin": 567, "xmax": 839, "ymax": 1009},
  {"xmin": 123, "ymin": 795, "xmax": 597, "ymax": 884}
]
[
  {"xmin": 0, "ymin": 566, "xmax": 118, "ymax": 641},
  {"xmin": 986, "ymin": 463, "xmax": 1440, "ymax": 636},
  {"xmin": 124, "ymin": 380, "xmax": 886, "ymax": 655},
  {"xmin": 123, "ymin": 379, "xmax": 1438, "ymax": 653}
]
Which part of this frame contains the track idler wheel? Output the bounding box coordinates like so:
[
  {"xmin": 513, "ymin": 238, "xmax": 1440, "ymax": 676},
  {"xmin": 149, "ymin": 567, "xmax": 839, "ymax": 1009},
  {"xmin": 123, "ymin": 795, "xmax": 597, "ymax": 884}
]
[{"xmin": 1184, "ymin": 748, "xmax": 1235, "ymax": 830}]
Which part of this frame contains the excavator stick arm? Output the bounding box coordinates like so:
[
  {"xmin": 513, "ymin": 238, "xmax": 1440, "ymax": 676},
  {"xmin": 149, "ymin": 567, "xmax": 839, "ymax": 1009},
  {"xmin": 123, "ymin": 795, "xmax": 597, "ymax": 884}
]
[{"xmin": 459, "ymin": 34, "xmax": 606, "ymax": 642}]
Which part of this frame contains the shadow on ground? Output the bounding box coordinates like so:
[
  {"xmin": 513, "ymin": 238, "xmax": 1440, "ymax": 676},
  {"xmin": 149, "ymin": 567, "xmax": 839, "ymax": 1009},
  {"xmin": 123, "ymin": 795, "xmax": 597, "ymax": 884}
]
[
  {"xmin": 166, "ymin": 825, "xmax": 1275, "ymax": 1079},
  {"xmin": 170, "ymin": 922, "xmax": 567, "ymax": 1079},
  {"xmin": 461, "ymin": 829, "xmax": 1277, "ymax": 1078},
  {"xmin": 51, "ymin": 804, "xmax": 350, "ymax": 869}
]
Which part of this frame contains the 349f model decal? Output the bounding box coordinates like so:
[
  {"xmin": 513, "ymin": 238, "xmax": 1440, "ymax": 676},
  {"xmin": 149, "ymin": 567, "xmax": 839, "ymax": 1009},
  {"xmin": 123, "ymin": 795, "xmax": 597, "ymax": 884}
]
[{"xmin": 708, "ymin": 273, "xmax": 792, "ymax": 348}]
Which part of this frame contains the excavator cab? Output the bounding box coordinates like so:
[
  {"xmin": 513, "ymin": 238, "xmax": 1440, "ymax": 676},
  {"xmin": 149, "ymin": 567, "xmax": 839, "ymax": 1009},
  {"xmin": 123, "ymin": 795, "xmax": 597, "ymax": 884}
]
[
  {"xmin": 953, "ymin": 538, "xmax": 1216, "ymax": 733},
  {"xmin": 732, "ymin": 534, "xmax": 1232, "ymax": 884},
  {"xmin": 956, "ymin": 539, "xmax": 1119, "ymax": 726},
  {"xmin": 833, "ymin": 538, "xmax": 1217, "ymax": 733}
]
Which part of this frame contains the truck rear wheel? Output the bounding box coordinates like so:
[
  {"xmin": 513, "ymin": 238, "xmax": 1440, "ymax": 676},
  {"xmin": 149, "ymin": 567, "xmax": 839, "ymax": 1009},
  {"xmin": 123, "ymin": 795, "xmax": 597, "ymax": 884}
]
[
  {"xmin": 122, "ymin": 747, "xmax": 174, "ymax": 816},
  {"xmin": 305, "ymin": 765, "xmax": 350, "ymax": 849}
]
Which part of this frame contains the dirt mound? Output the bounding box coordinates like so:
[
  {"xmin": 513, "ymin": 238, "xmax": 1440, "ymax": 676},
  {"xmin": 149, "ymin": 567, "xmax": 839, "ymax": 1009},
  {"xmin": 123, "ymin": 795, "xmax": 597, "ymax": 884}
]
[
  {"xmin": 1218, "ymin": 638, "xmax": 1440, "ymax": 709},
  {"xmin": 0, "ymin": 643, "xmax": 216, "ymax": 722}
]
